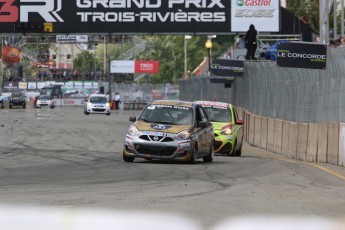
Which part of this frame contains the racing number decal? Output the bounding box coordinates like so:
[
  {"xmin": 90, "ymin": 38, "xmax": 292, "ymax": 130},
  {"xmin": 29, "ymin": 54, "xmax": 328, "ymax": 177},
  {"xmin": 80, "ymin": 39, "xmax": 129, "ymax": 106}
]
[{"xmin": 0, "ymin": 0, "xmax": 18, "ymax": 22}]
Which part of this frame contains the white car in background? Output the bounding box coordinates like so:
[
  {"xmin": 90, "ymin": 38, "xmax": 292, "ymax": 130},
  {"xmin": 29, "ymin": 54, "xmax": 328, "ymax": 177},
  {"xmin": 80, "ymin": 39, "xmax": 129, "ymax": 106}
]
[
  {"xmin": 84, "ymin": 94, "xmax": 110, "ymax": 116},
  {"xmin": 36, "ymin": 95, "xmax": 55, "ymax": 108}
]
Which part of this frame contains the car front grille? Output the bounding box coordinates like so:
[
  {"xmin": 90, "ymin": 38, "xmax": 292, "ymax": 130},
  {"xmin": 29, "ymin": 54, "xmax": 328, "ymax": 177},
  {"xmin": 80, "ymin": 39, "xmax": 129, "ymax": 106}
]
[
  {"xmin": 139, "ymin": 135, "xmax": 174, "ymax": 142},
  {"xmin": 134, "ymin": 144, "xmax": 177, "ymax": 156},
  {"xmin": 215, "ymin": 140, "xmax": 222, "ymax": 149},
  {"xmin": 217, "ymin": 142, "xmax": 232, "ymax": 154},
  {"xmin": 92, "ymin": 108, "xmax": 106, "ymax": 112}
]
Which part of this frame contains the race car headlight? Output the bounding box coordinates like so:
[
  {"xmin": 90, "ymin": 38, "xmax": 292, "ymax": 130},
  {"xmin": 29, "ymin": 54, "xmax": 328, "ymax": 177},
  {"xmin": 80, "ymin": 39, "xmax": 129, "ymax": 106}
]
[
  {"xmin": 106, "ymin": 103, "xmax": 110, "ymax": 107},
  {"xmin": 128, "ymin": 125, "xmax": 139, "ymax": 136},
  {"xmin": 36, "ymin": 100, "xmax": 40, "ymax": 104},
  {"xmin": 221, "ymin": 124, "xmax": 232, "ymax": 135},
  {"xmin": 176, "ymin": 130, "xmax": 191, "ymax": 139}
]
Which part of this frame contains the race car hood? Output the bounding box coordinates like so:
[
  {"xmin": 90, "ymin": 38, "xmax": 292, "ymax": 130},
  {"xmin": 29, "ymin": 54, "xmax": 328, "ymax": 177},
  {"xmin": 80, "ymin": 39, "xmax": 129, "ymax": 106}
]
[
  {"xmin": 211, "ymin": 122, "xmax": 231, "ymax": 131},
  {"xmin": 134, "ymin": 121, "xmax": 192, "ymax": 134}
]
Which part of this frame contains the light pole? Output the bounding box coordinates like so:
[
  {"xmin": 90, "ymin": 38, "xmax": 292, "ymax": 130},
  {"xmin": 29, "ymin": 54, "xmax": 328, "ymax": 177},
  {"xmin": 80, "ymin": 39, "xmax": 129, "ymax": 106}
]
[
  {"xmin": 184, "ymin": 35, "xmax": 192, "ymax": 79},
  {"xmin": 205, "ymin": 39, "xmax": 213, "ymax": 76}
]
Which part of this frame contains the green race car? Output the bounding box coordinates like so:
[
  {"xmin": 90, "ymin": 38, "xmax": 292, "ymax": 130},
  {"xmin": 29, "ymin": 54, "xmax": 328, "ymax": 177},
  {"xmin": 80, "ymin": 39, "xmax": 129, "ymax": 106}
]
[{"xmin": 195, "ymin": 101, "xmax": 244, "ymax": 156}]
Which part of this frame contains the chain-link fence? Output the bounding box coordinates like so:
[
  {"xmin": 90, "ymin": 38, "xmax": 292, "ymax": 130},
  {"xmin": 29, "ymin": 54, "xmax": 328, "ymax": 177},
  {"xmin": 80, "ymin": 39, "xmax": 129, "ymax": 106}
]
[
  {"xmin": 99, "ymin": 82, "xmax": 179, "ymax": 102},
  {"xmin": 180, "ymin": 46, "xmax": 345, "ymax": 123}
]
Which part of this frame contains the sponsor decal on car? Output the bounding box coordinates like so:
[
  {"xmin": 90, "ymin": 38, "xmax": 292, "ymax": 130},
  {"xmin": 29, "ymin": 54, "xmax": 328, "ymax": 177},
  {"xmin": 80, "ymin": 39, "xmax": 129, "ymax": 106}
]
[{"xmin": 150, "ymin": 124, "xmax": 172, "ymax": 130}]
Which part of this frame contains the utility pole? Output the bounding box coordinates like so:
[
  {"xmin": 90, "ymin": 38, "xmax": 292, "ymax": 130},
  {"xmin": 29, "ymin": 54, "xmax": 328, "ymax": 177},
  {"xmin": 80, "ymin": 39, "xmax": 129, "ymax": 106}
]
[{"xmin": 319, "ymin": 0, "xmax": 330, "ymax": 44}]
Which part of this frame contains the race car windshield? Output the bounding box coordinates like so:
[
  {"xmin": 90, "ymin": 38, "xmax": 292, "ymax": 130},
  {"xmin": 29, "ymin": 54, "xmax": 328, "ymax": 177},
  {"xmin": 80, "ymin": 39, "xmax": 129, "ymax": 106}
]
[
  {"xmin": 90, "ymin": 97, "xmax": 107, "ymax": 103},
  {"xmin": 139, "ymin": 105, "xmax": 193, "ymax": 125},
  {"xmin": 203, "ymin": 107, "xmax": 231, "ymax": 123},
  {"xmin": 39, "ymin": 96, "xmax": 50, "ymax": 100},
  {"xmin": 12, "ymin": 93, "xmax": 24, "ymax": 97}
]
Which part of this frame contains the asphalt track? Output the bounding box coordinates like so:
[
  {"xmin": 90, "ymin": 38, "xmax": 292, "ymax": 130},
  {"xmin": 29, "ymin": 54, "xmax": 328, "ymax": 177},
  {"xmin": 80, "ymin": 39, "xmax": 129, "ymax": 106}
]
[{"xmin": 0, "ymin": 107, "xmax": 345, "ymax": 229}]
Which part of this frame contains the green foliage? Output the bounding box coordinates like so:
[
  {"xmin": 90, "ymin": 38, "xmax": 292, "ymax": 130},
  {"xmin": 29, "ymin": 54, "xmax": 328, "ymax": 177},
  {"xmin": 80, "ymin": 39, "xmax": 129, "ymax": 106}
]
[
  {"xmin": 93, "ymin": 42, "xmax": 133, "ymax": 70},
  {"xmin": 73, "ymin": 51, "xmax": 98, "ymax": 73},
  {"xmin": 286, "ymin": 0, "xmax": 344, "ymax": 34},
  {"xmin": 71, "ymin": 35, "xmax": 233, "ymax": 84},
  {"xmin": 287, "ymin": 0, "xmax": 319, "ymax": 32},
  {"xmin": 135, "ymin": 35, "xmax": 233, "ymax": 84}
]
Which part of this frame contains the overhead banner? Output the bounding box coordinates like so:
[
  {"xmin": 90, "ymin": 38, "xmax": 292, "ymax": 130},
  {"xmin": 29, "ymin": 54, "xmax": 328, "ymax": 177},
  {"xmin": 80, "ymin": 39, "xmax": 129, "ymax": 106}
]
[
  {"xmin": 110, "ymin": 61, "xmax": 135, "ymax": 74},
  {"xmin": 56, "ymin": 35, "xmax": 88, "ymax": 43},
  {"xmin": 0, "ymin": 0, "xmax": 231, "ymax": 33},
  {"xmin": 111, "ymin": 60, "xmax": 159, "ymax": 74},
  {"xmin": 211, "ymin": 59, "xmax": 245, "ymax": 78},
  {"xmin": 135, "ymin": 60, "xmax": 159, "ymax": 74},
  {"xmin": 276, "ymin": 43, "xmax": 327, "ymax": 70},
  {"xmin": 231, "ymin": 0, "xmax": 280, "ymax": 32}
]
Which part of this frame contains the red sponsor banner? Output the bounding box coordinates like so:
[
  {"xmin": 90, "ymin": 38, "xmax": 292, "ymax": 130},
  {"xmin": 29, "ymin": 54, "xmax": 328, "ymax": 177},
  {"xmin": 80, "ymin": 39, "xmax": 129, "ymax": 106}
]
[{"xmin": 135, "ymin": 60, "xmax": 159, "ymax": 74}]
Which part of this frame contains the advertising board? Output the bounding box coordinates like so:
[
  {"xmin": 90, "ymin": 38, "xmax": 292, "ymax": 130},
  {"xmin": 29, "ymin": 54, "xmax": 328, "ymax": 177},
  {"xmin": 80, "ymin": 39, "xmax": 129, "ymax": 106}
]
[
  {"xmin": 276, "ymin": 42, "xmax": 327, "ymax": 70},
  {"xmin": 211, "ymin": 59, "xmax": 245, "ymax": 79},
  {"xmin": 0, "ymin": 0, "xmax": 231, "ymax": 34},
  {"xmin": 231, "ymin": 0, "xmax": 280, "ymax": 32},
  {"xmin": 111, "ymin": 60, "xmax": 159, "ymax": 74}
]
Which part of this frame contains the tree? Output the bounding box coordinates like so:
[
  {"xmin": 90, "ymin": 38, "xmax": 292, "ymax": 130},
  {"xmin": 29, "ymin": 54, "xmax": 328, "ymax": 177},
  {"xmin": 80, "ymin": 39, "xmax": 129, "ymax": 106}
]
[
  {"xmin": 73, "ymin": 51, "xmax": 98, "ymax": 79},
  {"xmin": 135, "ymin": 35, "xmax": 232, "ymax": 83}
]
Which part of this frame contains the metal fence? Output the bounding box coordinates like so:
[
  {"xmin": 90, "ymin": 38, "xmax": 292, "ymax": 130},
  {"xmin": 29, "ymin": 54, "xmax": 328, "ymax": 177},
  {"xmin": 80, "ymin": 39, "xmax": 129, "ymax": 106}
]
[{"xmin": 180, "ymin": 46, "xmax": 345, "ymax": 123}]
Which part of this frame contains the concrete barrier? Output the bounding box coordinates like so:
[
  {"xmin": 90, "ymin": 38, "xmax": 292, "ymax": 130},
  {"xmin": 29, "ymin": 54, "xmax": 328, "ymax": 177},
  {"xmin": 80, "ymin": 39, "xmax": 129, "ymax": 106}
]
[
  {"xmin": 254, "ymin": 116, "xmax": 261, "ymax": 147},
  {"xmin": 306, "ymin": 123, "xmax": 318, "ymax": 162},
  {"xmin": 327, "ymin": 122, "xmax": 339, "ymax": 165},
  {"xmin": 242, "ymin": 110, "xmax": 345, "ymax": 168},
  {"xmin": 248, "ymin": 113, "xmax": 255, "ymax": 145},
  {"xmin": 317, "ymin": 123, "xmax": 328, "ymax": 163},
  {"xmin": 273, "ymin": 120, "xmax": 283, "ymax": 154},
  {"xmin": 260, "ymin": 117, "xmax": 268, "ymax": 149},
  {"xmin": 267, "ymin": 118, "xmax": 275, "ymax": 152},
  {"xmin": 281, "ymin": 121, "xmax": 290, "ymax": 157},
  {"xmin": 339, "ymin": 123, "xmax": 345, "ymax": 167},
  {"xmin": 297, "ymin": 123, "xmax": 308, "ymax": 161},
  {"xmin": 287, "ymin": 122, "xmax": 298, "ymax": 159}
]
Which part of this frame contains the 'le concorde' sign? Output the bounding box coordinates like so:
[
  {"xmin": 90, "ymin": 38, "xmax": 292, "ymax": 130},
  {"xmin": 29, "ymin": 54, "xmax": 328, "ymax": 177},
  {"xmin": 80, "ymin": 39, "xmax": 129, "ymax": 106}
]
[{"xmin": 276, "ymin": 42, "xmax": 327, "ymax": 70}]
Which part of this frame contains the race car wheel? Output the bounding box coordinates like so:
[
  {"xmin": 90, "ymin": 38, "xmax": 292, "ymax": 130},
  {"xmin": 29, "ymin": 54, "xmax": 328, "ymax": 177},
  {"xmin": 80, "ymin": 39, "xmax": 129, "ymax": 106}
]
[
  {"xmin": 23, "ymin": 104, "xmax": 26, "ymax": 109},
  {"xmin": 235, "ymin": 141, "xmax": 242, "ymax": 156},
  {"xmin": 203, "ymin": 140, "xmax": 214, "ymax": 162},
  {"xmin": 189, "ymin": 144, "xmax": 198, "ymax": 164},
  {"xmin": 123, "ymin": 152, "xmax": 135, "ymax": 162},
  {"xmin": 9, "ymin": 104, "xmax": 12, "ymax": 109},
  {"xmin": 230, "ymin": 140, "xmax": 237, "ymax": 157},
  {"xmin": 84, "ymin": 110, "xmax": 90, "ymax": 115},
  {"xmin": 106, "ymin": 112, "xmax": 110, "ymax": 116}
]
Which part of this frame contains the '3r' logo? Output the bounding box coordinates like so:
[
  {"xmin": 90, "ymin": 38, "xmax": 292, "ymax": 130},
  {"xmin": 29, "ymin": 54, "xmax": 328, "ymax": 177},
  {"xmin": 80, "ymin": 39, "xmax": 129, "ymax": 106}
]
[{"xmin": 0, "ymin": 0, "xmax": 63, "ymax": 23}]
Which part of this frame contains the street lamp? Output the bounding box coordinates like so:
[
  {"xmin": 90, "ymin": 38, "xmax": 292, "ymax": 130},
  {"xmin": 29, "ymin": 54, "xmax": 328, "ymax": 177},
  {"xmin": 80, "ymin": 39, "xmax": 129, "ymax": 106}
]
[
  {"xmin": 184, "ymin": 35, "xmax": 192, "ymax": 79},
  {"xmin": 205, "ymin": 39, "xmax": 213, "ymax": 75}
]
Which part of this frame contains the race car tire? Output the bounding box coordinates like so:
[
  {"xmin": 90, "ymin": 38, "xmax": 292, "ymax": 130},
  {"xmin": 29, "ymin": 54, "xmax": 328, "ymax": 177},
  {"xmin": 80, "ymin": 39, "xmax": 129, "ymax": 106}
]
[
  {"xmin": 203, "ymin": 140, "xmax": 214, "ymax": 162},
  {"xmin": 189, "ymin": 144, "xmax": 198, "ymax": 164},
  {"xmin": 123, "ymin": 152, "xmax": 135, "ymax": 162},
  {"xmin": 235, "ymin": 141, "xmax": 242, "ymax": 156},
  {"xmin": 229, "ymin": 140, "xmax": 237, "ymax": 157}
]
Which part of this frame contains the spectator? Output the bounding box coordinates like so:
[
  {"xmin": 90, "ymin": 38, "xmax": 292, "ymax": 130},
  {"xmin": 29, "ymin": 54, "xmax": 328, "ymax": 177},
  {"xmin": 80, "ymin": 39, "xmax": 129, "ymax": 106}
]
[
  {"xmin": 164, "ymin": 83, "xmax": 171, "ymax": 98},
  {"xmin": 245, "ymin": 24, "xmax": 258, "ymax": 60},
  {"xmin": 236, "ymin": 35, "xmax": 246, "ymax": 49},
  {"xmin": 104, "ymin": 92, "xmax": 110, "ymax": 103},
  {"xmin": 114, "ymin": 92, "xmax": 121, "ymax": 110}
]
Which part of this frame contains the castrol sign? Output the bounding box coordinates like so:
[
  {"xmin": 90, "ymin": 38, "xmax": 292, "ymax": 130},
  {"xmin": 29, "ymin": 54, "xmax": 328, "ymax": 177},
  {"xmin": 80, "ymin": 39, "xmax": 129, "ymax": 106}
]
[{"xmin": 231, "ymin": 0, "xmax": 280, "ymax": 32}]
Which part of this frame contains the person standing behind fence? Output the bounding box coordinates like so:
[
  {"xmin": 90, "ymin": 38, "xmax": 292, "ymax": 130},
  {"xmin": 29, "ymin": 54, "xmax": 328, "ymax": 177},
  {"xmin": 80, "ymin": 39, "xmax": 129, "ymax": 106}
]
[
  {"xmin": 115, "ymin": 92, "xmax": 121, "ymax": 110},
  {"xmin": 245, "ymin": 24, "xmax": 258, "ymax": 60}
]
